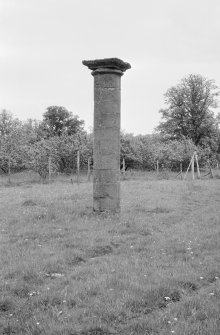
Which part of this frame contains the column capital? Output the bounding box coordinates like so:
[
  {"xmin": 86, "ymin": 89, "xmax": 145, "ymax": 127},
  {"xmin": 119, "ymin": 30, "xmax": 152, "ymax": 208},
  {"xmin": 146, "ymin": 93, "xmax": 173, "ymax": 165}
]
[{"xmin": 82, "ymin": 58, "xmax": 131, "ymax": 74}]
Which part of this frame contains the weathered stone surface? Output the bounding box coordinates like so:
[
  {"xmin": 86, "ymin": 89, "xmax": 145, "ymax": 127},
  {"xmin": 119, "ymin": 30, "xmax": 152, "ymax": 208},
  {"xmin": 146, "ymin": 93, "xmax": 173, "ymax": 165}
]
[
  {"xmin": 93, "ymin": 153, "xmax": 119, "ymax": 170},
  {"xmin": 93, "ymin": 182, "xmax": 120, "ymax": 212},
  {"xmin": 82, "ymin": 58, "xmax": 131, "ymax": 72},
  {"xmin": 94, "ymin": 113, "xmax": 120, "ymax": 130},
  {"xmin": 83, "ymin": 58, "xmax": 130, "ymax": 212},
  {"xmin": 93, "ymin": 169, "xmax": 119, "ymax": 183}
]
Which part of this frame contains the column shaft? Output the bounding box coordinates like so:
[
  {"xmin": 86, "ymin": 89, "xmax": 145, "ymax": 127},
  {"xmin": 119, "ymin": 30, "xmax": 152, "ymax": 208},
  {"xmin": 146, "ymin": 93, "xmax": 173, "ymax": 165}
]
[{"xmin": 93, "ymin": 70, "xmax": 122, "ymax": 212}]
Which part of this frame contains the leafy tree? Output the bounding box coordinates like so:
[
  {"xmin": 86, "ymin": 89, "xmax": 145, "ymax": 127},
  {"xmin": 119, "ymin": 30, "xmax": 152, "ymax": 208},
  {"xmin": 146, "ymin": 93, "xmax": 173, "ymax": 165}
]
[
  {"xmin": 0, "ymin": 110, "xmax": 24, "ymax": 176},
  {"xmin": 157, "ymin": 74, "xmax": 219, "ymax": 146},
  {"xmin": 24, "ymin": 131, "xmax": 93, "ymax": 177},
  {"xmin": 52, "ymin": 132, "xmax": 92, "ymax": 173},
  {"xmin": 24, "ymin": 138, "xmax": 60, "ymax": 179},
  {"xmin": 42, "ymin": 106, "xmax": 84, "ymax": 137},
  {"xmin": 21, "ymin": 119, "xmax": 42, "ymax": 144},
  {"xmin": 120, "ymin": 133, "xmax": 143, "ymax": 169}
]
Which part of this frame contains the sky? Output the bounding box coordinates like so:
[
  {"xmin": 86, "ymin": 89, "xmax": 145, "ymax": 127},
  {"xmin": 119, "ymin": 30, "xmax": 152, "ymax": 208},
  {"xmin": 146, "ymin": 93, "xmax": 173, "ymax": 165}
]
[{"xmin": 0, "ymin": 0, "xmax": 220, "ymax": 135}]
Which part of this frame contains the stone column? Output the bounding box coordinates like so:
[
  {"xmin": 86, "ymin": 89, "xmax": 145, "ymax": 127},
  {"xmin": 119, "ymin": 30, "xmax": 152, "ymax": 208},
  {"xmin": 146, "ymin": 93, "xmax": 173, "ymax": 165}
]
[{"xmin": 82, "ymin": 58, "xmax": 131, "ymax": 212}]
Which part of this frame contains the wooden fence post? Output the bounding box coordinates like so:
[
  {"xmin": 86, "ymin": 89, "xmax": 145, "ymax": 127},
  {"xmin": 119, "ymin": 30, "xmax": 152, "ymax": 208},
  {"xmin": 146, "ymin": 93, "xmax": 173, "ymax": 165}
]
[
  {"xmin": 122, "ymin": 158, "xmax": 126, "ymax": 180},
  {"xmin": 87, "ymin": 157, "xmax": 91, "ymax": 181},
  {"xmin": 180, "ymin": 162, "xmax": 183, "ymax": 179},
  {"xmin": 208, "ymin": 160, "xmax": 214, "ymax": 178},
  {"xmin": 191, "ymin": 152, "xmax": 195, "ymax": 180},
  {"xmin": 77, "ymin": 150, "xmax": 80, "ymax": 184},
  {"xmin": 48, "ymin": 155, "xmax": 52, "ymax": 183},
  {"xmin": 195, "ymin": 152, "xmax": 200, "ymax": 179},
  {"xmin": 8, "ymin": 155, "xmax": 11, "ymax": 184},
  {"xmin": 156, "ymin": 160, "xmax": 159, "ymax": 174},
  {"xmin": 184, "ymin": 154, "xmax": 194, "ymax": 180}
]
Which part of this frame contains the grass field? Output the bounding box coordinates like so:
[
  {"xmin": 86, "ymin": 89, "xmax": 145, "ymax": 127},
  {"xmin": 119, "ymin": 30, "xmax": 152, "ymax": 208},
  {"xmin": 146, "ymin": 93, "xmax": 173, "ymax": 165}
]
[{"xmin": 0, "ymin": 171, "xmax": 220, "ymax": 334}]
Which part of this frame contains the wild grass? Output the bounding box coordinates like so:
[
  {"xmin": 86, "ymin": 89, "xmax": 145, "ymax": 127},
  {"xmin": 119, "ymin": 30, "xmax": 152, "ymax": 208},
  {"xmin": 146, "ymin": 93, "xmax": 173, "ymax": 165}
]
[{"xmin": 0, "ymin": 171, "xmax": 220, "ymax": 334}]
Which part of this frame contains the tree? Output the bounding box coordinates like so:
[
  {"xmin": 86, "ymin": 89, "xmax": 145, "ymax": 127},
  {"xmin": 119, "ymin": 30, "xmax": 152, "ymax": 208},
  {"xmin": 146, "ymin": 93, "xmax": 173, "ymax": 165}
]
[
  {"xmin": 21, "ymin": 119, "xmax": 42, "ymax": 144},
  {"xmin": 0, "ymin": 110, "xmax": 25, "ymax": 177},
  {"xmin": 42, "ymin": 106, "xmax": 84, "ymax": 137},
  {"xmin": 120, "ymin": 133, "xmax": 143, "ymax": 169},
  {"xmin": 24, "ymin": 138, "xmax": 60, "ymax": 179},
  {"xmin": 157, "ymin": 74, "xmax": 219, "ymax": 146}
]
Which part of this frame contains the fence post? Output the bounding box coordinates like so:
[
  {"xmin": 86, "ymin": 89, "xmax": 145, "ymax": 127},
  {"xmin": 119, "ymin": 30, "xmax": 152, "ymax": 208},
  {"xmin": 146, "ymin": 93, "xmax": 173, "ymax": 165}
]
[
  {"xmin": 184, "ymin": 154, "xmax": 194, "ymax": 180},
  {"xmin": 156, "ymin": 160, "xmax": 159, "ymax": 174},
  {"xmin": 180, "ymin": 162, "xmax": 183, "ymax": 179},
  {"xmin": 87, "ymin": 157, "xmax": 91, "ymax": 181},
  {"xmin": 48, "ymin": 155, "xmax": 52, "ymax": 183},
  {"xmin": 122, "ymin": 158, "xmax": 126, "ymax": 180},
  {"xmin": 8, "ymin": 155, "xmax": 11, "ymax": 184},
  {"xmin": 208, "ymin": 160, "xmax": 214, "ymax": 178},
  {"xmin": 77, "ymin": 150, "xmax": 80, "ymax": 184},
  {"xmin": 195, "ymin": 152, "xmax": 200, "ymax": 179},
  {"xmin": 191, "ymin": 152, "xmax": 195, "ymax": 180}
]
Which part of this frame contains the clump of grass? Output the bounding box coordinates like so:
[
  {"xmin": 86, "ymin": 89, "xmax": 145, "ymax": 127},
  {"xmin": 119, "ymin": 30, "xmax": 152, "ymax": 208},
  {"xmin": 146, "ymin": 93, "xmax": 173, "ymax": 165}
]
[
  {"xmin": 22, "ymin": 268, "xmax": 43, "ymax": 285},
  {"xmin": 0, "ymin": 297, "xmax": 14, "ymax": 313},
  {"xmin": 126, "ymin": 286, "xmax": 181, "ymax": 315},
  {"xmin": 38, "ymin": 293, "xmax": 63, "ymax": 310},
  {"xmin": 122, "ymin": 320, "xmax": 156, "ymax": 335},
  {"xmin": 87, "ymin": 245, "xmax": 113, "ymax": 258},
  {"xmin": 11, "ymin": 282, "xmax": 30, "ymax": 298},
  {"xmin": 22, "ymin": 200, "xmax": 37, "ymax": 206},
  {"xmin": 79, "ymin": 327, "xmax": 114, "ymax": 335},
  {"xmin": 65, "ymin": 255, "xmax": 86, "ymax": 267},
  {"xmin": 205, "ymin": 270, "xmax": 220, "ymax": 283},
  {"xmin": 42, "ymin": 259, "xmax": 65, "ymax": 277},
  {"xmin": 178, "ymin": 280, "xmax": 198, "ymax": 292}
]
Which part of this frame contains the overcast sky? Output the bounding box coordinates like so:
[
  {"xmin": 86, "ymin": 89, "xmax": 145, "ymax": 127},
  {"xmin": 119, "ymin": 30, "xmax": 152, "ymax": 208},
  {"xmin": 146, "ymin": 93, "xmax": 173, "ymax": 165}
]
[{"xmin": 0, "ymin": 0, "xmax": 220, "ymax": 134}]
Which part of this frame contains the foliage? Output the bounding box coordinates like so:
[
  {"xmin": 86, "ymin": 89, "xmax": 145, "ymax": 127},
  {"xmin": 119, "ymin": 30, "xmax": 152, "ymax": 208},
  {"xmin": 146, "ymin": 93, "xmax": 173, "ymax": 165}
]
[
  {"xmin": 120, "ymin": 132, "xmax": 143, "ymax": 169},
  {"xmin": 42, "ymin": 106, "xmax": 84, "ymax": 137},
  {"xmin": 24, "ymin": 138, "xmax": 60, "ymax": 178},
  {"xmin": 157, "ymin": 74, "xmax": 219, "ymax": 146},
  {"xmin": 1, "ymin": 85, "xmax": 220, "ymax": 177},
  {"xmin": 24, "ymin": 132, "xmax": 93, "ymax": 177},
  {"xmin": 0, "ymin": 110, "xmax": 25, "ymax": 174}
]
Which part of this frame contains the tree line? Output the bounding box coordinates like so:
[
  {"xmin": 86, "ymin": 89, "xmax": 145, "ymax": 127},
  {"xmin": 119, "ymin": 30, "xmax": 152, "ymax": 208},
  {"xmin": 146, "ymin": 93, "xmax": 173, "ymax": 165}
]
[{"xmin": 0, "ymin": 74, "xmax": 219, "ymax": 178}]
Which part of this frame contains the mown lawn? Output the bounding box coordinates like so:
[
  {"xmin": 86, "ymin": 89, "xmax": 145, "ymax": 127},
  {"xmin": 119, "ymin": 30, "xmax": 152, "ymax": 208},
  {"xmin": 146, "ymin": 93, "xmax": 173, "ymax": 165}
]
[{"xmin": 0, "ymin": 173, "xmax": 220, "ymax": 334}]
